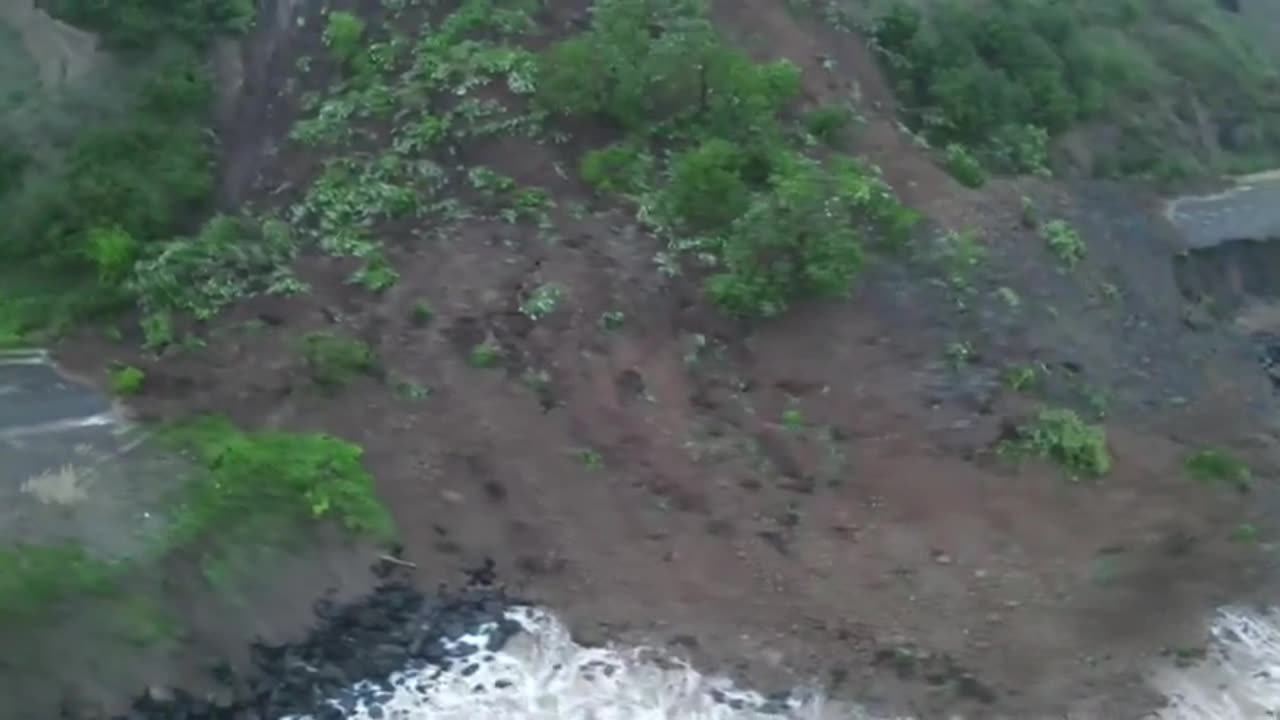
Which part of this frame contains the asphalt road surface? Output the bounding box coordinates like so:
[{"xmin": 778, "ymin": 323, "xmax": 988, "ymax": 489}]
[{"xmin": 1166, "ymin": 172, "xmax": 1280, "ymax": 249}]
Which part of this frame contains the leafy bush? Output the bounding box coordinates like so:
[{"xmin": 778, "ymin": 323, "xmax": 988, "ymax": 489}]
[
  {"xmin": 1041, "ymin": 219, "xmax": 1086, "ymax": 267},
  {"xmin": 324, "ymin": 11, "xmax": 367, "ymax": 66},
  {"xmin": 129, "ymin": 215, "xmax": 298, "ymax": 321},
  {"xmin": 579, "ymin": 143, "xmax": 654, "ymax": 195},
  {"xmin": 664, "ymin": 139, "xmax": 754, "ymax": 232},
  {"xmin": 109, "ymin": 365, "xmax": 146, "ymax": 396},
  {"xmin": 1003, "ymin": 407, "xmax": 1110, "ymax": 479},
  {"xmin": 706, "ymin": 155, "xmax": 903, "ymax": 318},
  {"xmin": 299, "ymin": 332, "xmax": 379, "ymax": 389},
  {"xmin": 943, "ymin": 144, "xmax": 986, "ymax": 188},
  {"xmin": 803, "ymin": 104, "xmax": 854, "ymax": 146},
  {"xmin": 165, "ymin": 416, "xmax": 394, "ymax": 543}
]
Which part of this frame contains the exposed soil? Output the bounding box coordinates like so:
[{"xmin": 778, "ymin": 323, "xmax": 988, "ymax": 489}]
[{"xmin": 45, "ymin": 0, "xmax": 1280, "ymax": 718}]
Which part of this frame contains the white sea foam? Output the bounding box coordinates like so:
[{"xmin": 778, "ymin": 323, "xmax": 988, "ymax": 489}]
[
  {"xmin": 289, "ymin": 607, "xmax": 892, "ymax": 720},
  {"xmin": 284, "ymin": 603, "xmax": 1280, "ymax": 719},
  {"xmin": 1153, "ymin": 606, "xmax": 1280, "ymax": 719}
]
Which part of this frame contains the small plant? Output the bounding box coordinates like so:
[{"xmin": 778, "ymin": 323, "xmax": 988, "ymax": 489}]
[
  {"xmin": 1003, "ymin": 407, "xmax": 1110, "ymax": 479},
  {"xmin": 1004, "ymin": 364, "xmax": 1042, "ymax": 393},
  {"xmin": 577, "ymin": 448, "xmax": 604, "ymax": 470},
  {"xmin": 350, "ymin": 256, "xmax": 399, "ymax": 294},
  {"xmin": 599, "ymin": 310, "xmax": 626, "ymax": 331},
  {"xmin": 803, "ymin": 104, "xmax": 854, "ymax": 145},
  {"xmin": 1019, "ymin": 196, "xmax": 1039, "ymax": 229},
  {"xmin": 945, "ymin": 341, "xmax": 974, "ymax": 369},
  {"xmin": 1042, "ymin": 220, "xmax": 1086, "ymax": 267},
  {"xmin": 520, "ymin": 283, "xmax": 565, "ymax": 321},
  {"xmin": 781, "ymin": 407, "xmax": 806, "ymax": 432},
  {"xmin": 934, "ymin": 229, "xmax": 986, "ymax": 295},
  {"xmin": 391, "ymin": 376, "xmax": 431, "ymax": 400},
  {"xmin": 109, "ymin": 365, "xmax": 146, "ymax": 396},
  {"xmin": 411, "ymin": 300, "xmax": 434, "ymax": 326},
  {"xmin": 994, "ymin": 286, "xmax": 1021, "ymax": 309},
  {"xmin": 468, "ymin": 342, "xmax": 502, "ymax": 369},
  {"xmin": 299, "ymin": 332, "xmax": 378, "ymax": 389},
  {"xmin": 323, "ymin": 11, "xmax": 366, "ymax": 66},
  {"xmin": 1185, "ymin": 449, "xmax": 1252, "ymax": 493},
  {"xmin": 943, "ymin": 144, "xmax": 986, "ymax": 188},
  {"xmin": 1231, "ymin": 523, "xmax": 1260, "ymax": 544}
]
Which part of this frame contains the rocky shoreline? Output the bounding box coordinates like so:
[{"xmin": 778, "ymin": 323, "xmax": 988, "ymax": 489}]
[{"xmin": 115, "ymin": 556, "xmax": 521, "ymax": 720}]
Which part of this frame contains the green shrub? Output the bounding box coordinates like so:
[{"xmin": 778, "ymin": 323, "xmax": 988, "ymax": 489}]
[
  {"xmin": 85, "ymin": 227, "xmax": 141, "ymax": 286},
  {"xmin": 323, "ymin": 11, "xmax": 366, "ymax": 66},
  {"xmin": 129, "ymin": 215, "xmax": 298, "ymax": 321},
  {"xmin": 579, "ymin": 143, "xmax": 654, "ymax": 195},
  {"xmin": 803, "ymin": 104, "xmax": 854, "ymax": 146},
  {"xmin": 164, "ymin": 416, "xmax": 394, "ymax": 543},
  {"xmin": 664, "ymin": 139, "xmax": 754, "ymax": 232},
  {"xmin": 706, "ymin": 155, "xmax": 902, "ymax": 318},
  {"xmin": 1041, "ymin": 219, "xmax": 1086, "ymax": 267},
  {"xmin": 299, "ymin": 332, "xmax": 379, "ymax": 389},
  {"xmin": 1004, "ymin": 407, "xmax": 1110, "ymax": 479},
  {"xmin": 1185, "ymin": 448, "xmax": 1251, "ymax": 492},
  {"xmin": 109, "ymin": 365, "xmax": 146, "ymax": 396},
  {"xmin": 943, "ymin": 144, "xmax": 986, "ymax": 188}
]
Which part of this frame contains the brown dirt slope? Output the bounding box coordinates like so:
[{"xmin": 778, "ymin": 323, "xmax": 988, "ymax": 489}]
[{"xmin": 54, "ymin": 0, "xmax": 1280, "ymax": 717}]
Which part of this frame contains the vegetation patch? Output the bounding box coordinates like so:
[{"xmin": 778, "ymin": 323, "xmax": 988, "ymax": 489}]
[
  {"xmin": 538, "ymin": 0, "xmax": 919, "ymax": 318},
  {"xmin": 869, "ymin": 0, "xmax": 1280, "ymax": 181},
  {"xmin": 1185, "ymin": 448, "xmax": 1252, "ymax": 492},
  {"xmin": 299, "ymin": 331, "xmax": 380, "ymax": 389},
  {"xmin": 1001, "ymin": 407, "xmax": 1110, "ymax": 479},
  {"xmin": 109, "ymin": 365, "xmax": 146, "ymax": 396}
]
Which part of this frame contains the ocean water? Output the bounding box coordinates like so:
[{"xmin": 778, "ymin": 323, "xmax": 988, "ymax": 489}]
[{"xmin": 283, "ymin": 605, "xmax": 1280, "ymax": 720}]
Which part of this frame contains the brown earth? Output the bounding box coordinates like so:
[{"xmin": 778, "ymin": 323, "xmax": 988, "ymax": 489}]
[{"xmin": 49, "ymin": 0, "xmax": 1280, "ymax": 718}]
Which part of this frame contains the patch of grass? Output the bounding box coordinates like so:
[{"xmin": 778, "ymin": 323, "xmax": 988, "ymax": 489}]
[
  {"xmin": 109, "ymin": 365, "xmax": 146, "ymax": 396},
  {"xmin": 577, "ymin": 448, "xmax": 605, "ymax": 470},
  {"xmin": 1002, "ymin": 407, "xmax": 1110, "ymax": 479},
  {"xmin": 468, "ymin": 341, "xmax": 502, "ymax": 369},
  {"xmin": 1041, "ymin": 219, "xmax": 1086, "ymax": 267},
  {"xmin": 781, "ymin": 407, "xmax": 806, "ymax": 432},
  {"xmin": 299, "ymin": 332, "xmax": 379, "ymax": 389},
  {"xmin": 1185, "ymin": 448, "xmax": 1252, "ymax": 492},
  {"xmin": 0, "ymin": 544, "xmax": 118, "ymax": 619}
]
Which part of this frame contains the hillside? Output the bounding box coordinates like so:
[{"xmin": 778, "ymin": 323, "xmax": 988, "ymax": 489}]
[{"xmin": 4, "ymin": 0, "xmax": 1280, "ymax": 717}]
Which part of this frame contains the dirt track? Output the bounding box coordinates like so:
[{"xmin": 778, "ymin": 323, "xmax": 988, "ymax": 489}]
[{"xmin": 36, "ymin": 0, "xmax": 1280, "ymax": 717}]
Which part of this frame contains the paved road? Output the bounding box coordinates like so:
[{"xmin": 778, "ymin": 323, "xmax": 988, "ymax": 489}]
[
  {"xmin": 0, "ymin": 350, "xmax": 176, "ymax": 557},
  {"xmin": 1166, "ymin": 171, "xmax": 1280, "ymax": 249}
]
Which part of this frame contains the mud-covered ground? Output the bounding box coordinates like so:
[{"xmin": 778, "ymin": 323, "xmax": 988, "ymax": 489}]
[{"xmin": 32, "ymin": 0, "xmax": 1280, "ymax": 718}]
